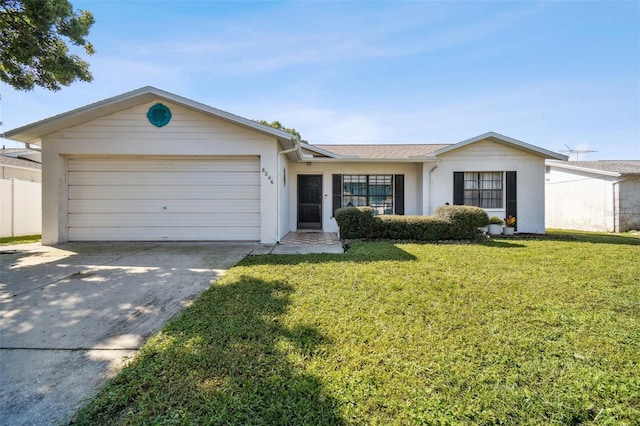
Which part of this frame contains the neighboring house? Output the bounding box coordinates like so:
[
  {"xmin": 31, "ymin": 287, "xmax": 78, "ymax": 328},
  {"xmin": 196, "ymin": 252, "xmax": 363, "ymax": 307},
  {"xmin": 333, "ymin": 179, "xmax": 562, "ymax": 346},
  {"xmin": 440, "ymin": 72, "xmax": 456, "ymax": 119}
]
[
  {"xmin": 0, "ymin": 148, "xmax": 42, "ymax": 237},
  {"xmin": 0, "ymin": 148, "xmax": 42, "ymax": 182},
  {"xmin": 5, "ymin": 87, "xmax": 566, "ymax": 245},
  {"xmin": 546, "ymin": 160, "xmax": 640, "ymax": 232}
]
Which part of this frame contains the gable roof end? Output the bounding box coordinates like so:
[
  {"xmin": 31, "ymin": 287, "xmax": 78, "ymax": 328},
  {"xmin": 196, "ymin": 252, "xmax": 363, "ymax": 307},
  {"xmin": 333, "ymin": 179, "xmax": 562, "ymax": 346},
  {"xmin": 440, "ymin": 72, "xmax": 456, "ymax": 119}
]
[
  {"xmin": 3, "ymin": 86, "xmax": 301, "ymax": 156},
  {"xmin": 432, "ymin": 132, "xmax": 568, "ymax": 160}
]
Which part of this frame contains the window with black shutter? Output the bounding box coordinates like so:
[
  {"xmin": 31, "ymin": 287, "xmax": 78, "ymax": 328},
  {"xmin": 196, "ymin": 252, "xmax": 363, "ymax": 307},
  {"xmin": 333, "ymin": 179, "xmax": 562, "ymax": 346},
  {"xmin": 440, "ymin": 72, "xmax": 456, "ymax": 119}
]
[
  {"xmin": 453, "ymin": 171, "xmax": 504, "ymax": 208},
  {"xmin": 332, "ymin": 174, "xmax": 404, "ymax": 215}
]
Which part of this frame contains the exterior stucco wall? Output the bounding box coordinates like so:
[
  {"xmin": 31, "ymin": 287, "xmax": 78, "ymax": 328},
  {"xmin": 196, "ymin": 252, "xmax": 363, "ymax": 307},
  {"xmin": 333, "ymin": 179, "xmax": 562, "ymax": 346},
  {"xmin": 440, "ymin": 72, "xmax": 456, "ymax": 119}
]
[
  {"xmin": 430, "ymin": 140, "xmax": 547, "ymax": 233},
  {"xmin": 619, "ymin": 176, "xmax": 640, "ymax": 232},
  {"xmin": 0, "ymin": 166, "xmax": 41, "ymax": 182},
  {"xmin": 42, "ymin": 100, "xmax": 281, "ymax": 244},
  {"xmin": 277, "ymin": 153, "xmax": 291, "ymax": 241},
  {"xmin": 288, "ymin": 162, "xmax": 421, "ymax": 234},
  {"xmin": 545, "ymin": 167, "xmax": 616, "ymax": 232}
]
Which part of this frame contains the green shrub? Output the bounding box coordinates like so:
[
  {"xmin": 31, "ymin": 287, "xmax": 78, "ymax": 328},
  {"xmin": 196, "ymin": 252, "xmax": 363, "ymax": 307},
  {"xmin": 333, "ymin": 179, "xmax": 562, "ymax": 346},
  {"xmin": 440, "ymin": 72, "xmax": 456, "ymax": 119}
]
[
  {"xmin": 434, "ymin": 205, "xmax": 490, "ymax": 228},
  {"xmin": 379, "ymin": 215, "xmax": 452, "ymax": 241},
  {"xmin": 434, "ymin": 205, "xmax": 489, "ymax": 240},
  {"xmin": 334, "ymin": 207, "xmax": 379, "ymax": 239},
  {"xmin": 336, "ymin": 205, "xmax": 489, "ymax": 241}
]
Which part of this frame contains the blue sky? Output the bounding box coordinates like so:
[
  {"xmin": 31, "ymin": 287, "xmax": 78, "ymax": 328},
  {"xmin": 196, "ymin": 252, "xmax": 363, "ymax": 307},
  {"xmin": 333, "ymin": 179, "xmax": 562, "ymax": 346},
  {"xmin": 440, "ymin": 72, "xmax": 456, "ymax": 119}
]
[{"xmin": 1, "ymin": 0, "xmax": 639, "ymax": 160}]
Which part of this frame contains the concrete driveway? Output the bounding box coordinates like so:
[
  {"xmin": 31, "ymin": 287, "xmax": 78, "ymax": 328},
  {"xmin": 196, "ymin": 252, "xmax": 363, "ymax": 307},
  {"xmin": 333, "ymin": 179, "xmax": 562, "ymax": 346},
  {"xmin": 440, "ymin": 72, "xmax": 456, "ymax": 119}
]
[{"xmin": 0, "ymin": 242, "xmax": 257, "ymax": 426}]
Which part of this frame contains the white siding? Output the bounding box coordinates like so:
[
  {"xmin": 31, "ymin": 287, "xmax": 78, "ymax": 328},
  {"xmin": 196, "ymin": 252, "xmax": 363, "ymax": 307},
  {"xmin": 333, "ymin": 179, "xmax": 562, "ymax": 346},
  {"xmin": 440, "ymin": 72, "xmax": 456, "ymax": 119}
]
[
  {"xmin": 429, "ymin": 140, "xmax": 547, "ymax": 234},
  {"xmin": 67, "ymin": 157, "xmax": 260, "ymax": 241},
  {"xmin": 42, "ymin": 100, "xmax": 280, "ymax": 244}
]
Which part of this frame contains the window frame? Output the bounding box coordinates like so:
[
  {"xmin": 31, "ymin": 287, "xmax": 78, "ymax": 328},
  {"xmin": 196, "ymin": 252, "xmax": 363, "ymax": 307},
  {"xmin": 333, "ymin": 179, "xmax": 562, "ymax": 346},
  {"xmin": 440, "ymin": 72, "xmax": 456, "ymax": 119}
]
[
  {"xmin": 462, "ymin": 171, "xmax": 504, "ymax": 209},
  {"xmin": 341, "ymin": 174, "xmax": 394, "ymax": 215}
]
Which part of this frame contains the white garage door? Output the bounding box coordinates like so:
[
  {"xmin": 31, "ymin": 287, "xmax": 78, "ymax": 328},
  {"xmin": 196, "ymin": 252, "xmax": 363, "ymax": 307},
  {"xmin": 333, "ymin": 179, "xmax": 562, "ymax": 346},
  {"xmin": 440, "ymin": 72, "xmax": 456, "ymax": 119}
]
[{"xmin": 68, "ymin": 156, "xmax": 260, "ymax": 241}]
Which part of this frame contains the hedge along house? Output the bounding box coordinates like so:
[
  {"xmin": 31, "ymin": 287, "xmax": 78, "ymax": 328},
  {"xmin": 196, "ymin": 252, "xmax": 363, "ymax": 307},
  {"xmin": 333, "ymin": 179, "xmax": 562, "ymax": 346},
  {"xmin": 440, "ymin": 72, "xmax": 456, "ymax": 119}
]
[{"xmin": 5, "ymin": 87, "xmax": 567, "ymax": 245}]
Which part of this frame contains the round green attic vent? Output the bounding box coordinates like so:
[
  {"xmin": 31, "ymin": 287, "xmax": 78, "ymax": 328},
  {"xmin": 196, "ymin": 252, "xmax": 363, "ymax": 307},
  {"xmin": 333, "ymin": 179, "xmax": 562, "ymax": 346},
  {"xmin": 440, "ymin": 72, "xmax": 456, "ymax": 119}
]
[{"xmin": 147, "ymin": 103, "xmax": 172, "ymax": 127}]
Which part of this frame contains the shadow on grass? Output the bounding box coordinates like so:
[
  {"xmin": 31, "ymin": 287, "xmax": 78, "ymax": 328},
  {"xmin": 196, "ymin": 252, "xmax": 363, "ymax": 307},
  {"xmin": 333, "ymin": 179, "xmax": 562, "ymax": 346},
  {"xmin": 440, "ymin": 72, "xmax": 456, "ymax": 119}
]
[
  {"xmin": 549, "ymin": 230, "xmax": 640, "ymax": 246},
  {"xmin": 491, "ymin": 230, "xmax": 640, "ymax": 247},
  {"xmin": 245, "ymin": 241, "xmax": 417, "ymax": 266},
  {"xmin": 481, "ymin": 240, "xmax": 528, "ymax": 248},
  {"xmin": 74, "ymin": 276, "xmax": 345, "ymax": 425}
]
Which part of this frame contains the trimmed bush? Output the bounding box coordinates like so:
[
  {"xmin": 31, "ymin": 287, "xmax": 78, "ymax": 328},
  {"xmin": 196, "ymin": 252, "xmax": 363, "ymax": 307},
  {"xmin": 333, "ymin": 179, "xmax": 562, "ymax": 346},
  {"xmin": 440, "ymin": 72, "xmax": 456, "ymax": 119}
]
[
  {"xmin": 336, "ymin": 205, "xmax": 490, "ymax": 241},
  {"xmin": 434, "ymin": 205, "xmax": 489, "ymax": 240},
  {"xmin": 434, "ymin": 205, "xmax": 490, "ymax": 228},
  {"xmin": 379, "ymin": 215, "xmax": 451, "ymax": 241},
  {"xmin": 334, "ymin": 207, "xmax": 378, "ymax": 239}
]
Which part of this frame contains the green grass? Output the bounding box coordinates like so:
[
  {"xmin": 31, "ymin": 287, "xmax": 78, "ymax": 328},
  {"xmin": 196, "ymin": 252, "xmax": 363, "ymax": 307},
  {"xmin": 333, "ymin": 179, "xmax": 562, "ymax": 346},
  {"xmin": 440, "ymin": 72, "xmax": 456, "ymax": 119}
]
[
  {"xmin": 75, "ymin": 231, "xmax": 640, "ymax": 425},
  {"xmin": 0, "ymin": 234, "xmax": 40, "ymax": 246}
]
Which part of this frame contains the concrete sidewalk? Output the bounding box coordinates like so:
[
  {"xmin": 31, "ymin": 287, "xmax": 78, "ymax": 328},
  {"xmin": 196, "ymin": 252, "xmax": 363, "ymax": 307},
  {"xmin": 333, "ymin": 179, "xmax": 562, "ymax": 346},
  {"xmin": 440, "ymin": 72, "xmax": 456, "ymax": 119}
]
[
  {"xmin": 252, "ymin": 243, "xmax": 344, "ymax": 255},
  {"xmin": 0, "ymin": 242, "xmax": 257, "ymax": 426},
  {"xmin": 252, "ymin": 231, "xmax": 345, "ymax": 255}
]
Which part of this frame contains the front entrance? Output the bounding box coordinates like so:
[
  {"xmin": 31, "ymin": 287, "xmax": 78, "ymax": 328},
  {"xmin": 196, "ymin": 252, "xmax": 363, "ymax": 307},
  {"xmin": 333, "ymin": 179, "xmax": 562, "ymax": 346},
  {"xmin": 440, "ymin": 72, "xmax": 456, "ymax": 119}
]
[{"xmin": 297, "ymin": 175, "xmax": 322, "ymax": 229}]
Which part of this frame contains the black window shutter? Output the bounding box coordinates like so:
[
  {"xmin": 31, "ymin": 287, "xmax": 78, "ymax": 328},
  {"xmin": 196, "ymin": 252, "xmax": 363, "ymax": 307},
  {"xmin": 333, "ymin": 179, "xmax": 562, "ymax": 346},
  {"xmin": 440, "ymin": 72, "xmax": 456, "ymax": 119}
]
[
  {"xmin": 505, "ymin": 171, "xmax": 517, "ymax": 229},
  {"xmin": 394, "ymin": 175, "xmax": 404, "ymax": 215},
  {"xmin": 453, "ymin": 172, "xmax": 464, "ymax": 205},
  {"xmin": 332, "ymin": 174, "xmax": 342, "ymax": 216}
]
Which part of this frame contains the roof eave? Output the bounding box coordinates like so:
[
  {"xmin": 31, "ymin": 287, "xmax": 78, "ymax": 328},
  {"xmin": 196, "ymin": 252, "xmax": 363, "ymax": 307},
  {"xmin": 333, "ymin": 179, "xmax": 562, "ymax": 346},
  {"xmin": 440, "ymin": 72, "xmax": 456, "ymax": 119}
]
[
  {"xmin": 545, "ymin": 161, "xmax": 622, "ymax": 177},
  {"xmin": 297, "ymin": 156, "xmax": 438, "ymax": 163},
  {"xmin": 299, "ymin": 142, "xmax": 342, "ymax": 159},
  {"xmin": 0, "ymin": 157, "xmax": 42, "ymax": 171}
]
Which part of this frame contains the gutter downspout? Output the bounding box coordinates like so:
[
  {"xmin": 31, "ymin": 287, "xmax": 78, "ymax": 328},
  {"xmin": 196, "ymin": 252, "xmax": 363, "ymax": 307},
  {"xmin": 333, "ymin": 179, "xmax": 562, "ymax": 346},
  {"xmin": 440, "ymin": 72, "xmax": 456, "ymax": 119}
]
[
  {"xmin": 612, "ymin": 176, "xmax": 628, "ymax": 232},
  {"xmin": 276, "ymin": 138, "xmax": 300, "ymax": 243},
  {"xmin": 426, "ymin": 161, "xmax": 440, "ymax": 215}
]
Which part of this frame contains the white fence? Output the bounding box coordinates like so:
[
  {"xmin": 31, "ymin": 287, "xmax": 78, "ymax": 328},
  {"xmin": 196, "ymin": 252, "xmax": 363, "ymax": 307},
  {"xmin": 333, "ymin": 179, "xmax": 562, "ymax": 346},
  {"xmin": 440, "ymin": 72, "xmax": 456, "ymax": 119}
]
[{"xmin": 0, "ymin": 179, "xmax": 41, "ymax": 238}]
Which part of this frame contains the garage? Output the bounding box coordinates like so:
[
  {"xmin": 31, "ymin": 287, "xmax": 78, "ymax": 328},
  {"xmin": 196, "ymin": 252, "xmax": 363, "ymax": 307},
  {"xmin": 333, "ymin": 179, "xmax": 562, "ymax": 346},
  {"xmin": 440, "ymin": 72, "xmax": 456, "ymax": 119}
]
[
  {"xmin": 67, "ymin": 156, "xmax": 260, "ymax": 241},
  {"xmin": 4, "ymin": 87, "xmax": 302, "ymax": 244}
]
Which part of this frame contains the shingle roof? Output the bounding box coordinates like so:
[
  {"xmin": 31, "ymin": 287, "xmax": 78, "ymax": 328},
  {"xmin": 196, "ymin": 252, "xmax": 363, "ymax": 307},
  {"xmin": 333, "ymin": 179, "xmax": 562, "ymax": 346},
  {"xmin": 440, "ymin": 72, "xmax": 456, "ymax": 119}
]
[
  {"xmin": 0, "ymin": 154, "xmax": 42, "ymax": 170},
  {"xmin": 0, "ymin": 148, "xmax": 42, "ymax": 162},
  {"xmin": 552, "ymin": 160, "xmax": 640, "ymax": 175},
  {"xmin": 314, "ymin": 144, "xmax": 451, "ymax": 159},
  {"xmin": 312, "ymin": 132, "xmax": 567, "ymax": 161},
  {"xmin": 1, "ymin": 148, "xmax": 29, "ymax": 155}
]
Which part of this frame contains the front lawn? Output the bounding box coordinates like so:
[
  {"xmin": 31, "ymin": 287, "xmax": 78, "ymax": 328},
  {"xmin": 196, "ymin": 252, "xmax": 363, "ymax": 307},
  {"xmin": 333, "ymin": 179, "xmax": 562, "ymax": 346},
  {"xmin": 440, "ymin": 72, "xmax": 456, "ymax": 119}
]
[{"xmin": 75, "ymin": 231, "xmax": 640, "ymax": 425}]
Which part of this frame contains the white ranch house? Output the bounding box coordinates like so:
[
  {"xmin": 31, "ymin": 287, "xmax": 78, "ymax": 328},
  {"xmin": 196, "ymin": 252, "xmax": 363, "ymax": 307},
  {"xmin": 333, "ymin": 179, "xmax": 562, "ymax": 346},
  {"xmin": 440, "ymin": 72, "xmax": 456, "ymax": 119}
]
[{"xmin": 5, "ymin": 87, "xmax": 566, "ymax": 245}]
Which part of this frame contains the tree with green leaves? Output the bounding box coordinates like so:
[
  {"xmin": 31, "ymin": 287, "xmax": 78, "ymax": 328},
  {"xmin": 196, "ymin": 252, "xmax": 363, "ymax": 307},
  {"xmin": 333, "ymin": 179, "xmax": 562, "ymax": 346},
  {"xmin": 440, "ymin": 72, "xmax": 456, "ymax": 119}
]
[
  {"xmin": 255, "ymin": 119, "xmax": 307, "ymax": 143},
  {"xmin": 0, "ymin": 0, "xmax": 95, "ymax": 91}
]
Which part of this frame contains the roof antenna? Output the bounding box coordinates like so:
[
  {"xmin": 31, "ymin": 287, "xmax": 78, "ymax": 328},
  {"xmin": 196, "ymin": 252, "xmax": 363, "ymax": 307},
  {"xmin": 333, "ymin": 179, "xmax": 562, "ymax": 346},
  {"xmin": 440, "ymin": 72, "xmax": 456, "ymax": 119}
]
[{"xmin": 560, "ymin": 144, "xmax": 598, "ymax": 161}]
